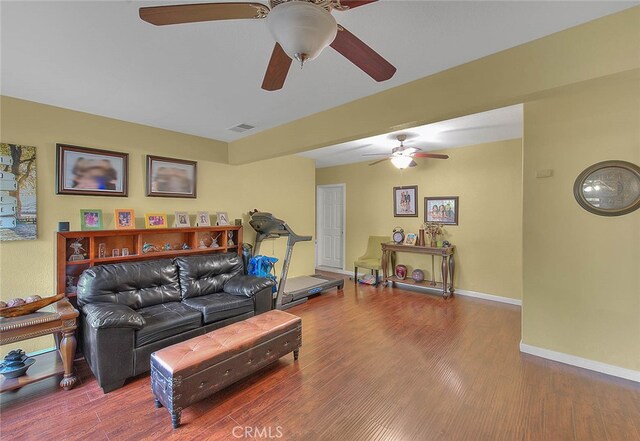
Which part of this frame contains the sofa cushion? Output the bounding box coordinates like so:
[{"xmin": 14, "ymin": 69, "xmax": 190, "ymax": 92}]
[
  {"xmin": 77, "ymin": 259, "xmax": 180, "ymax": 310},
  {"xmin": 136, "ymin": 302, "xmax": 202, "ymax": 347},
  {"xmin": 175, "ymin": 253, "xmax": 244, "ymax": 299},
  {"xmin": 182, "ymin": 292, "xmax": 254, "ymax": 324}
]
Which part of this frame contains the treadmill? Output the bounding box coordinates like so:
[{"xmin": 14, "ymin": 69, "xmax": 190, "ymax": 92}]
[{"xmin": 249, "ymin": 211, "xmax": 344, "ymax": 310}]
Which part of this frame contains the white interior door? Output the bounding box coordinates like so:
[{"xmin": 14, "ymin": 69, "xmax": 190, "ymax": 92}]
[{"xmin": 317, "ymin": 185, "xmax": 344, "ymax": 269}]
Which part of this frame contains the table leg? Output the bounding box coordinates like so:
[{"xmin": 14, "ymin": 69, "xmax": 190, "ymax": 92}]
[
  {"xmin": 59, "ymin": 330, "xmax": 78, "ymax": 390},
  {"xmin": 441, "ymin": 256, "xmax": 449, "ymax": 298},
  {"xmin": 382, "ymin": 250, "xmax": 389, "ymax": 286},
  {"xmin": 448, "ymin": 255, "xmax": 455, "ymax": 295}
]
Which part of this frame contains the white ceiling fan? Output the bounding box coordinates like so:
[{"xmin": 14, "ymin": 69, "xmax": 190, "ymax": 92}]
[{"xmin": 363, "ymin": 135, "xmax": 449, "ymax": 169}]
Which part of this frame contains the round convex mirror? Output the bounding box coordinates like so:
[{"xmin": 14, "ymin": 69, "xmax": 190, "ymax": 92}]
[{"xmin": 573, "ymin": 160, "xmax": 640, "ymax": 216}]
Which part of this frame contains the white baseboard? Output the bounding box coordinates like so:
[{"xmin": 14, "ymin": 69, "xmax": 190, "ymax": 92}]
[
  {"xmin": 316, "ymin": 266, "xmax": 362, "ymax": 278},
  {"xmin": 520, "ymin": 342, "xmax": 640, "ymax": 383},
  {"xmin": 454, "ymin": 289, "xmax": 522, "ymax": 306}
]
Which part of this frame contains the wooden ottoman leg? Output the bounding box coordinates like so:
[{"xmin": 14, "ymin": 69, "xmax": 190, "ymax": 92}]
[
  {"xmin": 293, "ymin": 349, "xmax": 299, "ymax": 360},
  {"xmin": 172, "ymin": 410, "xmax": 182, "ymax": 429}
]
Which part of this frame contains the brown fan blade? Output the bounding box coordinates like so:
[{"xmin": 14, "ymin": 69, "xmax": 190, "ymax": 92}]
[
  {"xmin": 139, "ymin": 2, "xmax": 269, "ymax": 26},
  {"xmin": 262, "ymin": 43, "xmax": 292, "ymax": 91},
  {"xmin": 413, "ymin": 153, "xmax": 449, "ymax": 159},
  {"xmin": 330, "ymin": 25, "xmax": 396, "ymax": 82},
  {"xmin": 368, "ymin": 158, "xmax": 390, "ymax": 166},
  {"xmin": 339, "ymin": 1, "xmax": 378, "ymax": 10}
]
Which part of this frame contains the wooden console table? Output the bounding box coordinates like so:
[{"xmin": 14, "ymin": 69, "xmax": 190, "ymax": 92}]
[
  {"xmin": 381, "ymin": 243, "xmax": 455, "ymax": 298},
  {"xmin": 0, "ymin": 298, "xmax": 79, "ymax": 392}
]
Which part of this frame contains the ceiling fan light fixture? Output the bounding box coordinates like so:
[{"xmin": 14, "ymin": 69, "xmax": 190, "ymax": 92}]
[
  {"xmin": 266, "ymin": 1, "xmax": 337, "ymax": 67},
  {"xmin": 391, "ymin": 155, "xmax": 413, "ymax": 169}
]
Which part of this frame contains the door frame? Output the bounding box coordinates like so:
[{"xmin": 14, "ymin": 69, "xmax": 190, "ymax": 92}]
[{"xmin": 316, "ymin": 183, "xmax": 346, "ymax": 271}]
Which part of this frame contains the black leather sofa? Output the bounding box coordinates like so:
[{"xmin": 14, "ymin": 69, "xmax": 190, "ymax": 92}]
[{"xmin": 76, "ymin": 253, "xmax": 274, "ymax": 393}]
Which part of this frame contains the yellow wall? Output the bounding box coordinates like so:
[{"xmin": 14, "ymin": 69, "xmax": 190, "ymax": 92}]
[
  {"xmin": 522, "ymin": 73, "xmax": 640, "ymax": 371},
  {"xmin": 317, "ymin": 140, "xmax": 523, "ymax": 300},
  {"xmin": 229, "ymin": 7, "xmax": 640, "ymax": 164},
  {"xmin": 0, "ymin": 97, "xmax": 316, "ymax": 353}
]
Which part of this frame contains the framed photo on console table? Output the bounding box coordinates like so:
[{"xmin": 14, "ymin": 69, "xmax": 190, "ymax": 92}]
[
  {"xmin": 425, "ymin": 196, "xmax": 459, "ymax": 225},
  {"xmin": 146, "ymin": 155, "xmax": 197, "ymax": 198},
  {"xmin": 56, "ymin": 144, "xmax": 128, "ymax": 196}
]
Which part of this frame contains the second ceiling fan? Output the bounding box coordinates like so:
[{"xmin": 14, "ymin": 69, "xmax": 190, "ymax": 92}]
[
  {"xmin": 139, "ymin": 0, "xmax": 397, "ymax": 91},
  {"xmin": 364, "ymin": 135, "xmax": 449, "ymax": 169}
]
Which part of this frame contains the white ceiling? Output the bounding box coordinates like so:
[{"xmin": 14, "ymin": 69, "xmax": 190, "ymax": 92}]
[
  {"xmin": 298, "ymin": 104, "xmax": 523, "ymax": 167},
  {"xmin": 1, "ymin": 1, "xmax": 636, "ymax": 143}
]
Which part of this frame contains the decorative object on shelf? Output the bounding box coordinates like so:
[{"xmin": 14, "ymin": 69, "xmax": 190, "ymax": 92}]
[
  {"xmin": 80, "ymin": 209, "xmax": 103, "ymax": 231},
  {"xmin": 411, "ymin": 269, "xmax": 425, "ymax": 283},
  {"xmin": 0, "ymin": 293, "xmax": 64, "ymax": 318},
  {"xmin": 145, "ymin": 213, "xmax": 168, "ymax": 229},
  {"xmin": 146, "ymin": 155, "xmax": 197, "ymax": 198},
  {"xmin": 56, "ymin": 144, "xmax": 128, "ymax": 197},
  {"xmin": 181, "ymin": 243, "xmax": 191, "ymax": 250},
  {"xmin": 0, "ymin": 349, "xmax": 36, "ymax": 379},
  {"xmin": 395, "ymin": 264, "xmax": 408, "ymax": 280},
  {"xmin": 216, "ymin": 211, "xmax": 230, "ymax": 226},
  {"xmin": 174, "ymin": 211, "xmax": 190, "ymax": 227},
  {"xmin": 442, "ymin": 240, "xmax": 451, "ymax": 248},
  {"xmin": 66, "ymin": 276, "xmax": 77, "ymax": 294},
  {"xmin": 112, "ymin": 249, "xmax": 120, "ymax": 257},
  {"xmin": 392, "ymin": 227, "xmax": 404, "ymax": 244},
  {"xmin": 393, "ymin": 185, "xmax": 418, "ymax": 217},
  {"xmin": 115, "ymin": 208, "xmax": 135, "ymax": 230},
  {"xmin": 163, "ymin": 243, "xmax": 172, "ymax": 251},
  {"xmin": 98, "ymin": 243, "xmax": 107, "ymax": 258},
  {"xmin": 68, "ymin": 238, "xmax": 86, "ymax": 261},
  {"xmin": 234, "ymin": 219, "xmax": 242, "ymax": 226},
  {"xmin": 573, "ymin": 160, "xmax": 640, "ymax": 216},
  {"xmin": 1, "ymin": 143, "xmax": 37, "ymax": 242},
  {"xmin": 198, "ymin": 239, "xmax": 207, "ymax": 249},
  {"xmin": 425, "ymin": 196, "xmax": 459, "ymax": 225},
  {"xmin": 227, "ymin": 231, "xmax": 235, "ymax": 246},
  {"xmin": 210, "ymin": 233, "xmax": 221, "ymax": 248},
  {"xmin": 404, "ymin": 233, "xmax": 417, "ymax": 246},
  {"xmin": 423, "ymin": 222, "xmax": 444, "ymax": 247},
  {"xmin": 122, "ymin": 247, "xmax": 130, "ymax": 256},
  {"xmin": 417, "ymin": 229, "xmax": 426, "ymax": 247},
  {"xmin": 196, "ymin": 211, "xmax": 211, "ymax": 226},
  {"xmin": 142, "ymin": 242, "xmax": 160, "ymax": 254},
  {"xmin": 58, "ymin": 221, "xmax": 70, "ymax": 232}
]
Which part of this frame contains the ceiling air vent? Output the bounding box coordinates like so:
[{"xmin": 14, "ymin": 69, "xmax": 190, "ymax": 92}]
[{"xmin": 228, "ymin": 123, "xmax": 255, "ymax": 133}]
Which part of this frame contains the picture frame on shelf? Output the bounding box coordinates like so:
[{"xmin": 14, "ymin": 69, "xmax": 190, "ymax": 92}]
[
  {"xmin": 393, "ymin": 185, "xmax": 418, "ymax": 217},
  {"xmin": 425, "ymin": 196, "xmax": 459, "ymax": 225},
  {"xmin": 115, "ymin": 208, "xmax": 135, "ymax": 230},
  {"xmin": 196, "ymin": 211, "xmax": 210, "ymax": 226},
  {"xmin": 146, "ymin": 155, "xmax": 197, "ymax": 198},
  {"xmin": 174, "ymin": 211, "xmax": 190, "ymax": 227},
  {"xmin": 404, "ymin": 233, "xmax": 417, "ymax": 245},
  {"xmin": 216, "ymin": 211, "xmax": 230, "ymax": 226},
  {"xmin": 80, "ymin": 209, "xmax": 103, "ymax": 231},
  {"xmin": 56, "ymin": 144, "xmax": 128, "ymax": 197},
  {"xmin": 144, "ymin": 213, "xmax": 168, "ymax": 229}
]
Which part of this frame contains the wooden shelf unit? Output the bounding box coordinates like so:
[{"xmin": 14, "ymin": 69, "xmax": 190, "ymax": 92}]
[{"xmin": 57, "ymin": 226, "xmax": 243, "ymax": 297}]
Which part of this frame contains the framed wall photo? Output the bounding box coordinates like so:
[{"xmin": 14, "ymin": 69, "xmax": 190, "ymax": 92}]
[
  {"xmin": 216, "ymin": 211, "xmax": 230, "ymax": 226},
  {"xmin": 393, "ymin": 185, "xmax": 418, "ymax": 217},
  {"xmin": 174, "ymin": 211, "xmax": 190, "ymax": 227},
  {"xmin": 56, "ymin": 144, "xmax": 128, "ymax": 196},
  {"xmin": 115, "ymin": 208, "xmax": 135, "ymax": 230},
  {"xmin": 146, "ymin": 155, "xmax": 197, "ymax": 198},
  {"xmin": 145, "ymin": 213, "xmax": 168, "ymax": 229},
  {"xmin": 425, "ymin": 196, "xmax": 459, "ymax": 225},
  {"xmin": 80, "ymin": 209, "xmax": 103, "ymax": 231}
]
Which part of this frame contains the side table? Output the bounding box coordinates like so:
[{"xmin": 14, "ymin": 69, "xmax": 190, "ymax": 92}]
[{"xmin": 0, "ymin": 298, "xmax": 79, "ymax": 392}]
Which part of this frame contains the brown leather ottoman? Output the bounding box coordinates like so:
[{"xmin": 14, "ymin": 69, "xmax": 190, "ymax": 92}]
[{"xmin": 150, "ymin": 309, "xmax": 302, "ymax": 428}]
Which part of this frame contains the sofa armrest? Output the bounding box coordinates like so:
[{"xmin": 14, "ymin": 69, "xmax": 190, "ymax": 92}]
[
  {"xmin": 83, "ymin": 303, "xmax": 145, "ymax": 330},
  {"xmin": 224, "ymin": 275, "xmax": 275, "ymax": 298}
]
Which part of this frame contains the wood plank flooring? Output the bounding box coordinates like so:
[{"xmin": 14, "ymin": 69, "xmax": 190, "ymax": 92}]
[{"xmin": 1, "ymin": 276, "xmax": 639, "ymax": 440}]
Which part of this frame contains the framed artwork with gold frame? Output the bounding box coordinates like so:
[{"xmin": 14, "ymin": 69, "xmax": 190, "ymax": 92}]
[{"xmin": 144, "ymin": 213, "xmax": 168, "ymax": 229}]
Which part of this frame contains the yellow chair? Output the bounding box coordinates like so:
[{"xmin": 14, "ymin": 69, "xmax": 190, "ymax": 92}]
[{"xmin": 354, "ymin": 235, "xmax": 389, "ymax": 286}]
